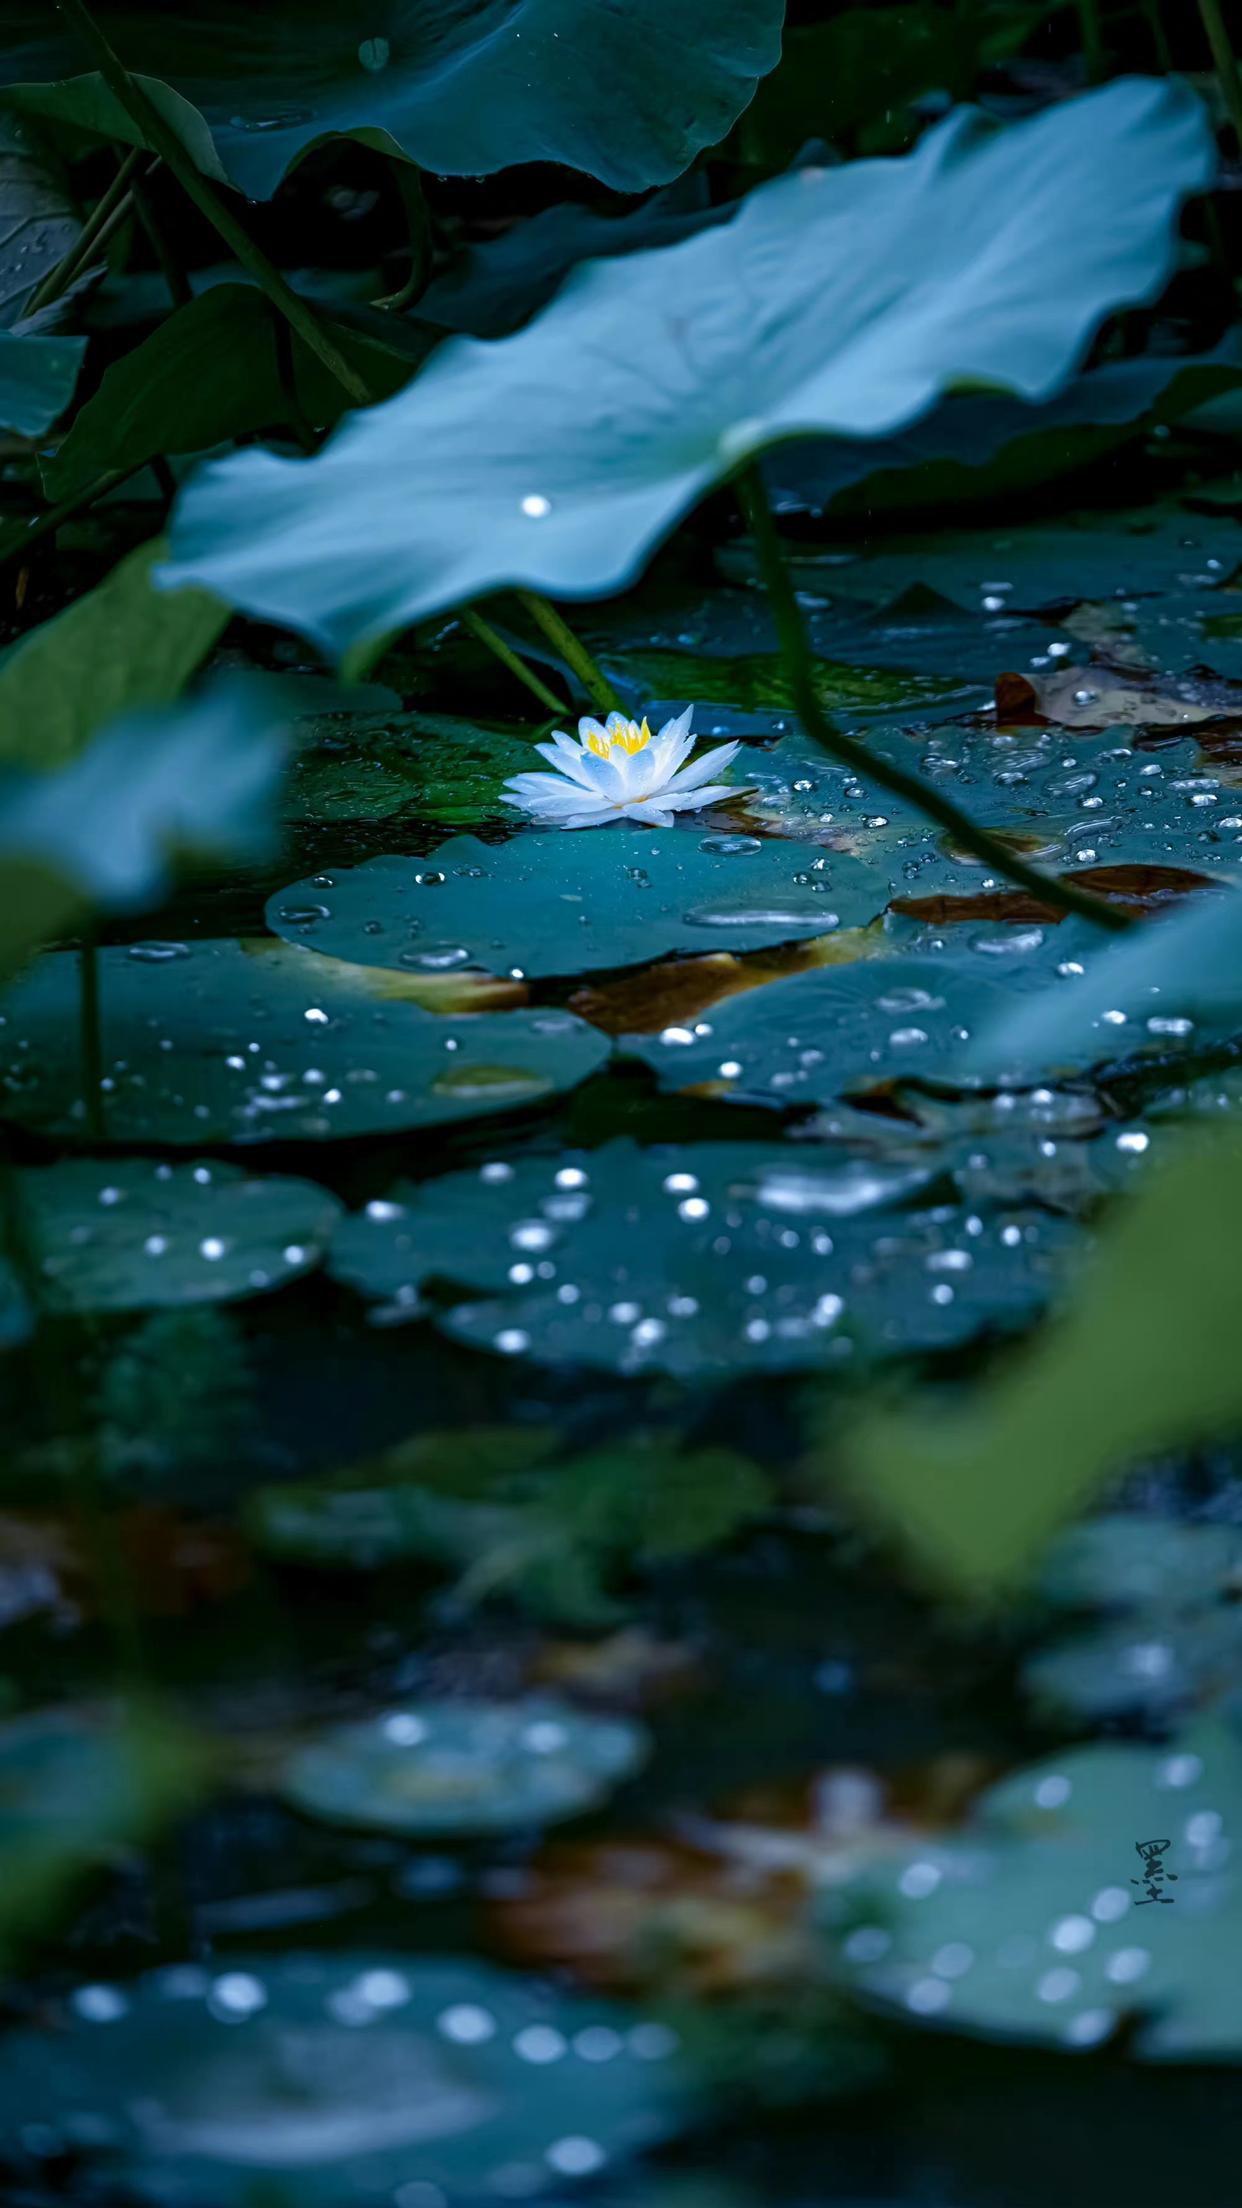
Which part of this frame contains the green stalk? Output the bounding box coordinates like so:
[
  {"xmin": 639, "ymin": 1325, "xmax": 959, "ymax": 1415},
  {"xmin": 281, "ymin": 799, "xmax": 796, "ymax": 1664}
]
[
  {"xmin": 79, "ymin": 938, "xmax": 107, "ymax": 1139},
  {"xmin": 1142, "ymin": 0, "xmax": 1174, "ymax": 75},
  {"xmin": 735, "ymin": 466, "xmax": 1133, "ymax": 936},
  {"xmin": 1076, "ymin": 0, "xmax": 1106, "ymax": 82},
  {"xmin": 27, "ymin": 142, "xmax": 143, "ymax": 313},
  {"xmin": 515, "ymin": 590, "xmax": 623, "ymax": 716},
  {"xmin": 1199, "ymin": 0, "xmax": 1242, "ymax": 152},
  {"xmin": 132, "ymin": 164, "xmax": 192, "ymax": 308},
  {"xmin": 373, "ymin": 164, "xmax": 433, "ymax": 312},
  {"xmin": 462, "ymin": 609, "xmax": 567, "ymax": 715},
  {"xmin": 0, "ymin": 466, "xmax": 132, "ymax": 568},
  {"xmin": 55, "ymin": 0, "xmax": 373, "ymax": 407}
]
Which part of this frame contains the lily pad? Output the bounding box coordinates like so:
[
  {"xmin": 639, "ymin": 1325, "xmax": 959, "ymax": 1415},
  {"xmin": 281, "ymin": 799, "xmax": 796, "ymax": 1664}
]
[
  {"xmin": 266, "ymin": 829, "xmax": 880, "ymax": 982},
  {"xmin": 823, "ymin": 1724, "xmax": 1242, "ymax": 2061},
  {"xmin": 281, "ymin": 1698, "xmax": 648, "ymax": 1837},
  {"xmin": 20, "ymin": 1157, "xmax": 341, "ymax": 1315},
  {"xmin": 162, "ymin": 80, "xmax": 1215, "ymax": 655},
  {"xmin": 287, "ymin": 713, "xmax": 544, "ymax": 829},
  {"xmin": 1, "ymin": 0, "xmax": 782, "ymax": 198},
  {"xmin": 0, "ymin": 939, "xmax": 609, "ymax": 1145},
  {"xmin": 327, "ymin": 1141, "xmax": 1080, "ymax": 1377},
  {"xmin": 1024, "ymin": 1517, "xmax": 1242, "ymax": 1723},
  {"xmin": 0, "ymin": 1951, "xmax": 691, "ymax": 2203},
  {"xmin": 622, "ymin": 956, "xmax": 1018, "ymax": 1110}
]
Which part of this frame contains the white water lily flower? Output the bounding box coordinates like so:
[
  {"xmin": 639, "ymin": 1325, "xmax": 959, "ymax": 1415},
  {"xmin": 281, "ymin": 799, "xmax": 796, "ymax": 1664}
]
[{"xmin": 501, "ymin": 706, "xmax": 745, "ymax": 828}]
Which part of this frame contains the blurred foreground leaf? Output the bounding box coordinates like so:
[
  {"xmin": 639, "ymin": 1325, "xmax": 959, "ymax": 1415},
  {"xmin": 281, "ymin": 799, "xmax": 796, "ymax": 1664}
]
[
  {"xmin": 0, "ymin": 1701, "xmax": 208, "ymax": 1971},
  {"xmin": 842, "ymin": 1130, "xmax": 1242, "ymax": 1592},
  {"xmin": 0, "ymin": 538, "xmax": 226, "ymax": 771},
  {"xmin": 0, "ymin": 675, "xmax": 288, "ymax": 976}
]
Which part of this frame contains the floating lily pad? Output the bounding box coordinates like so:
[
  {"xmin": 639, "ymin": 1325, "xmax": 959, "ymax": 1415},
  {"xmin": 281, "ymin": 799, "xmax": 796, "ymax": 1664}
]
[
  {"xmin": 823, "ymin": 1724, "xmax": 1242, "ymax": 2061},
  {"xmin": 0, "ymin": 1951, "xmax": 691, "ymax": 2203},
  {"xmin": 1024, "ymin": 1517, "xmax": 1242, "ymax": 1723},
  {"xmin": 266, "ymin": 830, "xmax": 880, "ymax": 982},
  {"xmin": 163, "ymin": 81, "xmax": 1214, "ymax": 654},
  {"xmin": 20, "ymin": 1157, "xmax": 341, "ymax": 1314},
  {"xmin": 623, "ymin": 957, "xmax": 1017, "ymax": 1109},
  {"xmin": 328, "ymin": 1141, "xmax": 1079, "ymax": 1377},
  {"xmin": 1, "ymin": 0, "xmax": 781, "ymax": 198},
  {"xmin": 287, "ymin": 713, "xmax": 542, "ymax": 828},
  {"xmin": 0, "ymin": 939, "xmax": 607, "ymax": 1145},
  {"xmin": 281, "ymin": 1698, "xmax": 648, "ymax": 1837}
]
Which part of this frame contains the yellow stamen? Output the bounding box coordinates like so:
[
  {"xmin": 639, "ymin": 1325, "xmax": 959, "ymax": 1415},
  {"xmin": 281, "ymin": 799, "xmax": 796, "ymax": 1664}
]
[{"xmin": 584, "ymin": 714, "xmax": 652, "ymax": 760}]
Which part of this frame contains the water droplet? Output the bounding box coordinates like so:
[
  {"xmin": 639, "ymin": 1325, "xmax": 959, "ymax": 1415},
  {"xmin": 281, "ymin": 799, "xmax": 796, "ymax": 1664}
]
[
  {"xmin": 277, "ymin": 904, "xmax": 330, "ymax": 927},
  {"xmin": 521, "ymin": 494, "xmax": 551, "ymax": 518},
  {"xmin": 699, "ymin": 835, "xmax": 761, "ymax": 855},
  {"xmin": 358, "ymin": 34, "xmax": 390, "ymax": 70},
  {"xmin": 126, "ymin": 940, "xmax": 190, "ymax": 963}
]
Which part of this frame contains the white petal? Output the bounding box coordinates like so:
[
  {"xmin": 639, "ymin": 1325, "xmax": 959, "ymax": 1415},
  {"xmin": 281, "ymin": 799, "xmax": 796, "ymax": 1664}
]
[
  {"xmin": 622, "ymin": 802, "xmax": 674, "ymax": 826},
  {"xmin": 664, "ymin": 739, "xmax": 741, "ymax": 794},
  {"xmin": 661, "ymin": 781, "xmax": 744, "ymax": 813},
  {"xmin": 650, "ymin": 724, "xmax": 696, "ymax": 782},
  {"xmin": 533, "ymin": 738, "xmax": 601, "ymax": 789},
  {"xmin": 604, "ymin": 711, "xmax": 632, "ymax": 740},
  {"xmin": 558, "ymin": 805, "xmax": 620, "ymax": 828},
  {"xmin": 655, "ymin": 705, "xmax": 693, "ymax": 745},
  {"xmin": 578, "ymin": 717, "xmax": 609, "ymax": 744}
]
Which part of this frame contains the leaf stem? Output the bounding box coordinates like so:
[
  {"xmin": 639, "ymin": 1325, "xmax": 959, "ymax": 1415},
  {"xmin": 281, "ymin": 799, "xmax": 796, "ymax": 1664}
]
[
  {"xmin": 27, "ymin": 143, "xmax": 144, "ymax": 313},
  {"xmin": 0, "ymin": 465, "xmax": 133, "ymax": 568},
  {"xmin": 54, "ymin": 0, "xmax": 374, "ymax": 407},
  {"xmin": 1199, "ymin": 0, "xmax": 1242, "ymax": 152},
  {"xmin": 372, "ymin": 163, "xmax": 433, "ymax": 312},
  {"xmin": 515, "ymin": 590, "xmax": 623, "ymax": 715},
  {"xmin": 735, "ymin": 464, "xmax": 1133, "ymax": 935},
  {"xmin": 1076, "ymin": 0, "xmax": 1106, "ymax": 83},
  {"xmin": 462, "ymin": 609, "xmax": 566, "ymax": 715},
  {"xmin": 79, "ymin": 938, "xmax": 106, "ymax": 1139}
]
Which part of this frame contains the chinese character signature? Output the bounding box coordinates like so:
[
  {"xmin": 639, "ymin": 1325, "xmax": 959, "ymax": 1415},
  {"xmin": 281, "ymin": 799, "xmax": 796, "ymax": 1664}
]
[{"xmin": 1132, "ymin": 1837, "xmax": 1178, "ymax": 1905}]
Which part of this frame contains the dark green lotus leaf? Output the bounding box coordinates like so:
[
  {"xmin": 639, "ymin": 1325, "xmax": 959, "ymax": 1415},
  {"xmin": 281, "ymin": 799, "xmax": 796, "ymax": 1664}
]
[
  {"xmin": 823, "ymin": 1723, "xmax": 1242, "ymax": 2061},
  {"xmin": 286, "ymin": 713, "xmax": 543, "ymax": 828},
  {"xmin": 1, "ymin": 0, "xmax": 782, "ymax": 199},
  {"xmin": 622, "ymin": 957, "xmax": 1019, "ymax": 1110},
  {"xmin": 163, "ymin": 82, "xmax": 1215, "ymax": 655},
  {"xmin": 266, "ymin": 829, "xmax": 880, "ymax": 982},
  {"xmin": 327, "ymin": 1141, "xmax": 1079, "ymax": 1377},
  {"xmin": 21, "ymin": 1156, "xmax": 341, "ymax": 1314},
  {"xmin": 1023, "ymin": 1516, "xmax": 1242, "ymax": 1722},
  {"xmin": 0, "ymin": 1951, "xmax": 692, "ymax": 2203},
  {"xmin": 720, "ymin": 499, "xmax": 1242, "ymax": 619},
  {"xmin": 762, "ymin": 350, "xmax": 1242, "ymax": 521},
  {"xmin": 43, "ymin": 285, "xmax": 425, "ymax": 503},
  {"xmin": 0, "ymin": 939, "xmax": 609, "ymax": 1145},
  {"xmin": 0, "ymin": 327, "xmax": 85, "ymax": 437},
  {"xmin": 594, "ymin": 644, "xmax": 988, "ymax": 724},
  {"xmin": 281, "ymin": 1698, "xmax": 648, "ymax": 1836}
]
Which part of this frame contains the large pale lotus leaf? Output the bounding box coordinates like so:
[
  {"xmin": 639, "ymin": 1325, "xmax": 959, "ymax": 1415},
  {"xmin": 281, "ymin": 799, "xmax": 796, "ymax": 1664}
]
[
  {"xmin": 326, "ymin": 1141, "xmax": 1080, "ymax": 1378},
  {"xmin": 0, "ymin": 939, "xmax": 609, "ymax": 1145},
  {"xmin": 265, "ymin": 829, "xmax": 880, "ymax": 981},
  {"xmin": 823, "ymin": 1724, "xmax": 1242, "ymax": 2062},
  {"xmin": 162, "ymin": 79, "xmax": 1215, "ymax": 658},
  {"xmin": 0, "ymin": 0, "xmax": 783, "ymax": 199}
]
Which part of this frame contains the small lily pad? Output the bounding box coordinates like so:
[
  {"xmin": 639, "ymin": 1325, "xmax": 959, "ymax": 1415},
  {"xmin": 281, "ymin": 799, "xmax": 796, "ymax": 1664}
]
[
  {"xmin": 20, "ymin": 1157, "xmax": 341, "ymax": 1314},
  {"xmin": 823, "ymin": 1724, "xmax": 1242, "ymax": 2062},
  {"xmin": 0, "ymin": 939, "xmax": 608, "ymax": 1145},
  {"xmin": 287, "ymin": 713, "xmax": 544, "ymax": 828},
  {"xmin": 281, "ymin": 1699, "xmax": 648, "ymax": 1836},
  {"xmin": 266, "ymin": 830, "xmax": 881, "ymax": 981},
  {"xmin": 623, "ymin": 957, "xmax": 1015, "ymax": 1109},
  {"xmin": 1024, "ymin": 1517, "xmax": 1242, "ymax": 1722},
  {"xmin": 0, "ymin": 1951, "xmax": 691, "ymax": 2203},
  {"xmin": 328, "ymin": 1141, "xmax": 1079, "ymax": 1377}
]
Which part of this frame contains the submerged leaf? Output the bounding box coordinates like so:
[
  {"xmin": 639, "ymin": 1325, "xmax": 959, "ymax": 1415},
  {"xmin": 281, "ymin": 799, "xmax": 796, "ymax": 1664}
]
[{"xmin": 163, "ymin": 81, "xmax": 1215, "ymax": 655}]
